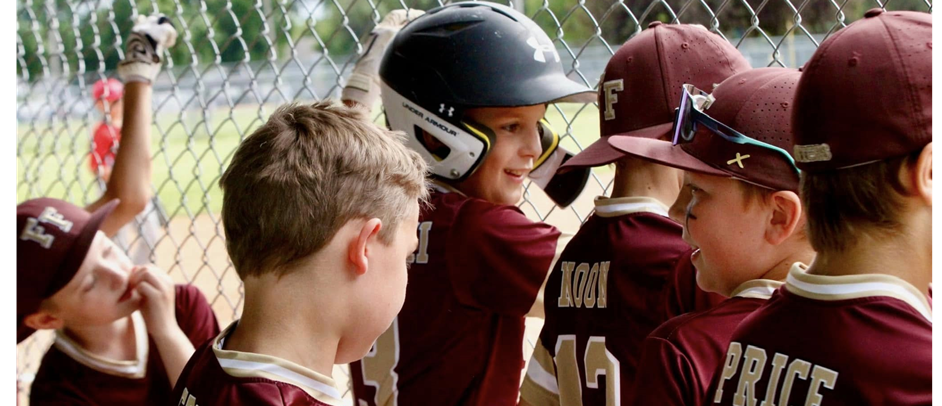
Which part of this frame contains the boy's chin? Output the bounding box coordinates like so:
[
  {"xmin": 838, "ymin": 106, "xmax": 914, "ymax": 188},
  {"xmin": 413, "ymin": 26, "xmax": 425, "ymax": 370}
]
[
  {"xmin": 80, "ymin": 310, "xmax": 138, "ymax": 327},
  {"xmin": 336, "ymin": 337, "xmax": 381, "ymax": 365},
  {"xmin": 494, "ymin": 189, "xmax": 523, "ymax": 206}
]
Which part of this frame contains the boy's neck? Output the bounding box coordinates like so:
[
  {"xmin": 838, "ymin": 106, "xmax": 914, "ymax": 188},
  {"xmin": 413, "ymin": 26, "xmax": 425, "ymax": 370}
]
[
  {"xmin": 62, "ymin": 315, "xmax": 137, "ymax": 361},
  {"xmin": 610, "ymin": 160, "xmax": 680, "ymax": 208},
  {"xmin": 756, "ymin": 244, "xmax": 816, "ymax": 284},
  {"xmin": 225, "ymin": 274, "xmax": 340, "ymax": 377},
  {"xmin": 807, "ymin": 230, "xmax": 931, "ymax": 295}
]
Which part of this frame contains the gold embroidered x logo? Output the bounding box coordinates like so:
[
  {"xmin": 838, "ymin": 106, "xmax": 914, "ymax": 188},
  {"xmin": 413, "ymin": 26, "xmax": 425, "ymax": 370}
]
[{"xmin": 727, "ymin": 153, "xmax": 751, "ymax": 168}]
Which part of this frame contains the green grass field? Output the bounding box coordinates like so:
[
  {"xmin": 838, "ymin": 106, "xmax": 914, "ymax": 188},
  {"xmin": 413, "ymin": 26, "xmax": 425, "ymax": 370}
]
[{"xmin": 17, "ymin": 102, "xmax": 606, "ymax": 217}]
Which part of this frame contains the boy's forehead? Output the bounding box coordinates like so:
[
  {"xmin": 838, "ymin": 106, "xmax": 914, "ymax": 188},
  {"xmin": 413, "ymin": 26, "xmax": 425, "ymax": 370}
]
[
  {"xmin": 67, "ymin": 233, "xmax": 124, "ymax": 285},
  {"xmin": 687, "ymin": 171, "xmax": 741, "ymax": 191},
  {"xmin": 685, "ymin": 171, "xmax": 716, "ymax": 184},
  {"xmin": 467, "ymin": 105, "xmax": 546, "ymax": 120},
  {"xmin": 683, "ymin": 171, "xmax": 695, "ymax": 182},
  {"xmin": 66, "ymin": 233, "xmax": 107, "ymax": 285}
]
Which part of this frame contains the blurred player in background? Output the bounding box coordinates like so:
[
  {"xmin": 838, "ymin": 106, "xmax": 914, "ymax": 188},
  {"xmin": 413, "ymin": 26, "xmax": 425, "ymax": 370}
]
[{"xmin": 89, "ymin": 77, "xmax": 168, "ymax": 266}]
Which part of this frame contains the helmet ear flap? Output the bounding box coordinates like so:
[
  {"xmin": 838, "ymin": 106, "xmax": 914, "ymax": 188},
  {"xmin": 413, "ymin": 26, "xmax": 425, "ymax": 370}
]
[
  {"xmin": 460, "ymin": 117, "xmax": 498, "ymax": 157},
  {"xmin": 381, "ymin": 82, "xmax": 489, "ymax": 181},
  {"xmin": 534, "ymin": 118, "xmax": 560, "ymax": 170},
  {"xmin": 415, "ymin": 125, "xmax": 451, "ymax": 162},
  {"xmin": 460, "ymin": 117, "xmax": 561, "ymax": 172}
]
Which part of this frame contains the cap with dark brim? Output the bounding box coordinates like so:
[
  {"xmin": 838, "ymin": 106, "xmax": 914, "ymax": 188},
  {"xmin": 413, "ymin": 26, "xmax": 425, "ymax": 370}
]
[
  {"xmin": 606, "ymin": 136, "xmax": 728, "ymax": 177},
  {"xmin": 562, "ymin": 122, "xmax": 674, "ymax": 170}
]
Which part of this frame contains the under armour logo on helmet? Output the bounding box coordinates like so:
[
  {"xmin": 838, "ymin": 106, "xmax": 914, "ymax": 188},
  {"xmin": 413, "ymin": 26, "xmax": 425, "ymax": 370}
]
[
  {"xmin": 526, "ymin": 37, "xmax": 560, "ymax": 63},
  {"xmin": 439, "ymin": 104, "xmax": 454, "ymax": 117}
]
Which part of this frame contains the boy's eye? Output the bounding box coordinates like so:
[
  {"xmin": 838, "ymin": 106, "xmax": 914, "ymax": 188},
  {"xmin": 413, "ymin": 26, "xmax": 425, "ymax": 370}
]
[{"xmin": 502, "ymin": 123, "xmax": 520, "ymax": 133}]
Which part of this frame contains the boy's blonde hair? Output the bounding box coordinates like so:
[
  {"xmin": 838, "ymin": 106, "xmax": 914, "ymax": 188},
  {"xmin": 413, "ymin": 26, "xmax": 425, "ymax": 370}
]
[{"xmin": 220, "ymin": 101, "xmax": 428, "ymax": 278}]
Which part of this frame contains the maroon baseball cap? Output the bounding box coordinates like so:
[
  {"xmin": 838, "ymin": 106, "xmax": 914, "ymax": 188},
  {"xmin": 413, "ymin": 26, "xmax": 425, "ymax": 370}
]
[
  {"xmin": 610, "ymin": 67, "xmax": 802, "ymax": 191},
  {"xmin": 17, "ymin": 198, "xmax": 118, "ymax": 343},
  {"xmin": 792, "ymin": 9, "xmax": 931, "ymax": 172},
  {"xmin": 562, "ymin": 22, "xmax": 750, "ymax": 169}
]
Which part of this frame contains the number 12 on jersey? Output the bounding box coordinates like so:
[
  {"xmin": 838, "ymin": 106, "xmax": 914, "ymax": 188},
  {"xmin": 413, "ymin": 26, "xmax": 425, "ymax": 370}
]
[{"xmin": 555, "ymin": 335, "xmax": 621, "ymax": 406}]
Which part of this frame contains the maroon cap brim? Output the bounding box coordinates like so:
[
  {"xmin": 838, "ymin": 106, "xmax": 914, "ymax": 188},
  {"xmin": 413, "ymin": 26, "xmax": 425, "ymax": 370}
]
[
  {"xmin": 561, "ymin": 122, "xmax": 675, "ymax": 170},
  {"xmin": 607, "ymin": 136, "xmax": 729, "ymax": 177},
  {"xmin": 17, "ymin": 199, "xmax": 119, "ymax": 344}
]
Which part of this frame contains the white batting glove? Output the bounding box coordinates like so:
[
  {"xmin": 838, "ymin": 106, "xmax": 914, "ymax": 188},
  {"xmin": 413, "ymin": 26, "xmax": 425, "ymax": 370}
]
[
  {"xmin": 118, "ymin": 14, "xmax": 178, "ymax": 84},
  {"xmin": 342, "ymin": 9, "xmax": 425, "ymax": 109}
]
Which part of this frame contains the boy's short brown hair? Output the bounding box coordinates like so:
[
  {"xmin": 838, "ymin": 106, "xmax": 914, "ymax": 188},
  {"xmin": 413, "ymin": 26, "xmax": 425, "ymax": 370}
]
[
  {"xmin": 737, "ymin": 182, "xmax": 774, "ymax": 208},
  {"xmin": 220, "ymin": 101, "xmax": 428, "ymax": 278},
  {"xmin": 800, "ymin": 151, "xmax": 919, "ymax": 253}
]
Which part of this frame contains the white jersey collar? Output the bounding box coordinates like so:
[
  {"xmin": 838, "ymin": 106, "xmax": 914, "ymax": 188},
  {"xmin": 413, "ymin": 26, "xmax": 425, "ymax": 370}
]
[
  {"xmin": 592, "ymin": 196, "xmax": 670, "ymax": 218},
  {"xmin": 54, "ymin": 311, "xmax": 149, "ymax": 379}
]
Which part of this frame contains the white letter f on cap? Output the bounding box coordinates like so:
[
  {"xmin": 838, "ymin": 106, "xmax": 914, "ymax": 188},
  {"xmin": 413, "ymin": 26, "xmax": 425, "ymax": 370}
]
[
  {"xmin": 603, "ymin": 79, "xmax": 624, "ymax": 121},
  {"xmin": 20, "ymin": 207, "xmax": 74, "ymax": 249}
]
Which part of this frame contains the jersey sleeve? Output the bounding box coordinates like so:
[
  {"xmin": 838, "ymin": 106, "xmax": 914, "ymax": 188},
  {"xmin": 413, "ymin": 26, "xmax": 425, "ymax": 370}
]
[
  {"xmin": 929, "ymin": 283, "xmax": 935, "ymax": 308},
  {"xmin": 520, "ymin": 338, "xmax": 560, "ymax": 406},
  {"xmin": 628, "ymin": 336, "xmax": 696, "ymax": 406},
  {"xmin": 174, "ymin": 284, "xmax": 221, "ymax": 347},
  {"xmin": 446, "ymin": 201, "xmax": 561, "ymax": 316}
]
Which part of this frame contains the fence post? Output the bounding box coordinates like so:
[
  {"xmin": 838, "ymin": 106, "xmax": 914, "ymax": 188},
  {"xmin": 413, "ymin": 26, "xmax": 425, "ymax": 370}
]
[{"xmin": 511, "ymin": 0, "xmax": 525, "ymax": 14}]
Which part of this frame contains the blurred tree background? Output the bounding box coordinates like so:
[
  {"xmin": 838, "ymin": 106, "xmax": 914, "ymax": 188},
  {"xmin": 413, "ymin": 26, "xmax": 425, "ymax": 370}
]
[{"xmin": 18, "ymin": 0, "xmax": 930, "ymax": 82}]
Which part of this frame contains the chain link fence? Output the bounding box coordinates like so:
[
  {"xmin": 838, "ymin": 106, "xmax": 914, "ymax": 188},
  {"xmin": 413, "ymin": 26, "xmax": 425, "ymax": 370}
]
[{"xmin": 16, "ymin": 0, "xmax": 931, "ymax": 403}]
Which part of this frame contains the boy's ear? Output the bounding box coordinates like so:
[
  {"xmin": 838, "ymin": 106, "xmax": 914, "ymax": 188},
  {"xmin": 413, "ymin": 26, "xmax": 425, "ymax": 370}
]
[
  {"xmin": 23, "ymin": 310, "xmax": 64, "ymax": 331},
  {"xmin": 347, "ymin": 218, "xmax": 383, "ymax": 276},
  {"xmin": 912, "ymin": 142, "xmax": 932, "ymax": 206},
  {"xmin": 765, "ymin": 191, "xmax": 803, "ymax": 245}
]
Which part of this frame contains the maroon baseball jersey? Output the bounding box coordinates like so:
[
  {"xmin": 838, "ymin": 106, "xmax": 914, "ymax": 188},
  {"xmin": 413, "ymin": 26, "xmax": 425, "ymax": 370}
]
[
  {"xmin": 29, "ymin": 284, "xmax": 219, "ymax": 406},
  {"xmin": 929, "ymin": 284, "xmax": 935, "ymax": 309},
  {"xmin": 663, "ymin": 251, "xmax": 726, "ymax": 320},
  {"xmin": 350, "ymin": 183, "xmax": 562, "ymax": 406},
  {"xmin": 628, "ymin": 279, "xmax": 782, "ymax": 406},
  {"xmin": 709, "ymin": 264, "xmax": 932, "ymax": 406},
  {"xmin": 173, "ymin": 321, "xmax": 343, "ymax": 406},
  {"xmin": 519, "ymin": 196, "xmax": 693, "ymax": 406}
]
